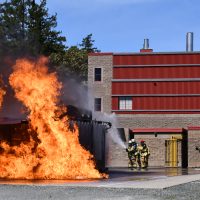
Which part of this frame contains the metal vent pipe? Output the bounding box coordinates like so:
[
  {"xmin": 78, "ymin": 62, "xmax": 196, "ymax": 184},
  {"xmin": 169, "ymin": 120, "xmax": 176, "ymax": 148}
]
[
  {"xmin": 186, "ymin": 32, "xmax": 193, "ymax": 52},
  {"xmin": 143, "ymin": 39, "xmax": 149, "ymax": 49}
]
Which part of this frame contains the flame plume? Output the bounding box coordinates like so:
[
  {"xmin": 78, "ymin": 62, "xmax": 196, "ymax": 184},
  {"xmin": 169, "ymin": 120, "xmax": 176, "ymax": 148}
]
[{"xmin": 0, "ymin": 57, "xmax": 104, "ymax": 179}]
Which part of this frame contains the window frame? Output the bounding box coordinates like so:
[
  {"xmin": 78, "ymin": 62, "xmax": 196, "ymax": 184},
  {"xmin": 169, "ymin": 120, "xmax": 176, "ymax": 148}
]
[
  {"xmin": 119, "ymin": 97, "xmax": 133, "ymax": 110},
  {"xmin": 94, "ymin": 97, "xmax": 102, "ymax": 112},
  {"xmin": 94, "ymin": 67, "xmax": 102, "ymax": 82}
]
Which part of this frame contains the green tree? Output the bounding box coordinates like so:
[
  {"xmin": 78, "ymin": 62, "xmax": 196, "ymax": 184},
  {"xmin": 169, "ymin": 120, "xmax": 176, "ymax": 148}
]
[
  {"xmin": 0, "ymin": 0, "xmax": 29, "ymax": 54},
  {"xmin": 27, "ymin": 0, "xmax": 66, "ymax": 56},
  {"xmin": 0, "ymin": 0, "xmax": 100, "ymax": 81},
  {"xmin": 51, "ymin": 46, "xmax": 87, "ymax": 81},
  {"xmin": 51, "ymin": 34, "xmax": 100, "ymax": 81},
  {"xmin": 0, "ymin": 0, "xmax": 66, "ymax": 57},
  {"xmin": 80, "ymin": 33, "xmax": 100, "ymax": 53}
]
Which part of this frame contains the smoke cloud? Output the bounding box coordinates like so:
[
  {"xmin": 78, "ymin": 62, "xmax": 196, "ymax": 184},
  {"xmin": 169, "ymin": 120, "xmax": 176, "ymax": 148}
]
[{"xmin": 0, "ymin": 56, "xmax": 27, "ymax": 119}]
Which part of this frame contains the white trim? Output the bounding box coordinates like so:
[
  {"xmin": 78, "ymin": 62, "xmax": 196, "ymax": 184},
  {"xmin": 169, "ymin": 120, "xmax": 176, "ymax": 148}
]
[
  {"xmin": 112, "ymin": 78, "xmax": 200, "ymax": 82},
  {"xmin": 113, "ymin": 64, "xmax": 200, "ymax": 68},
  {"xmin": 112, "ymin": 94, "xmax": 200, "ymax": 97}
]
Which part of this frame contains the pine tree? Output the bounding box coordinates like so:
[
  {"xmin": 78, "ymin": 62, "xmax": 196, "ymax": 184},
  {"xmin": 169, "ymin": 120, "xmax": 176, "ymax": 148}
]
[
  {"xmin": 27, "ymin": 0, "xmax": 66, "ymax": 56},
  {"xmin": 51, "ymin": 34, "xmax": 100, "ymax": 81},
  {"xmin": 80, "ymin": 34, "xmax": 100, "ymax": 53},
  {"xmin": 0, "ymin": 0, "xmax": 29, "ymax": 55},
  {"xmin": 0, "ymin": 0, "xmax": 101, "ymax": 81},
  {"xmin": 0, "ymin": 0, "xmax": 66, "ymax": 57}
]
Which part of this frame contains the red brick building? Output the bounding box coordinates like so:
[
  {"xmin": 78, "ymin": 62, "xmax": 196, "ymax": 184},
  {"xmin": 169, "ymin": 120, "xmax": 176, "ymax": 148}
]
[{"xmin": 88, "ymin": 33, "xmax": 200, "ymax": 168}]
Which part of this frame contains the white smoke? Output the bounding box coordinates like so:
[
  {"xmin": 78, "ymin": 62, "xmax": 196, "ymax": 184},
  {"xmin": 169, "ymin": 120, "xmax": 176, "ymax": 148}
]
[
  {"xmin": 93, "ymin": 112, "xmax": 126, "ymax": 149},
  {"xmin": 58, "ymin": 78, "xmax": 127, "ymax": 149}
]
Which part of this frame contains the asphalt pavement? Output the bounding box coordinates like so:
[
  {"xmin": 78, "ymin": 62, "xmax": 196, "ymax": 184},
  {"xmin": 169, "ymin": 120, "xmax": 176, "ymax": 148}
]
[{"xmin": 1, "ymin": 168, "xmax": 200, "ymax": 200}]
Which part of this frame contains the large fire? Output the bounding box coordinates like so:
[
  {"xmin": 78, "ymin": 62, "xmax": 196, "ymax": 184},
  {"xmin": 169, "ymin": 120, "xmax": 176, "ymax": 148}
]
[{"xmin": 0, "ymin": 57, "xmax": 105, "ymax": 179}]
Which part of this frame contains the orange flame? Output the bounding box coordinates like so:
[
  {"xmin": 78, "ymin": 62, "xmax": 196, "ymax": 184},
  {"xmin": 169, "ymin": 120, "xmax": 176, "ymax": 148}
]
[{"xmin": 0, "ymin": 57, "xmax": 105, "ymax": 179}]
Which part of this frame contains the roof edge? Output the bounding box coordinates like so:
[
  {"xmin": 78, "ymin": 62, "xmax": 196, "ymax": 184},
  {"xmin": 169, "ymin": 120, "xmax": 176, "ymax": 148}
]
[
  {"xmin": 114, "ymin": 51, "xmax": 200, "ymax": 55},
  {"xmin": 88, "ymin": 52, "xmax": 113, "ymax": 56},
  {"xmin": 88, "ymin": 51, "xmax": 200, "ymax": 56}
]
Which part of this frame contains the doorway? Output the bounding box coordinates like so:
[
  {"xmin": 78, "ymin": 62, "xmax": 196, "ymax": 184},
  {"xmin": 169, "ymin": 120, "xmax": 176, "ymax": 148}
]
[{"xmin": 130, "ymin": 128, "xmax": 188, "ymax": 168}]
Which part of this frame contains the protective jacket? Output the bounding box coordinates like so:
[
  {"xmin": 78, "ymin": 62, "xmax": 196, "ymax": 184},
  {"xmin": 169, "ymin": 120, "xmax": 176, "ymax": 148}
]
[{"xmin": 140, "ymin": 144, "xmax": 150, "ymax": 157}]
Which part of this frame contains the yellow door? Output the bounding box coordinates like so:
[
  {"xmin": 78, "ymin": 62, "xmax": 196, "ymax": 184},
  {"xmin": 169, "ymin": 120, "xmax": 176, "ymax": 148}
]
[{"xmin": 165, "ymin": 136, "xmax": 181, "ymax": 167}]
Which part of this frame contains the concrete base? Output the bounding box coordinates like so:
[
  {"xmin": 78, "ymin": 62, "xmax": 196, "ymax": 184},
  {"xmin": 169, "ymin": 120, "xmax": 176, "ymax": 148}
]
[{"xmin": 1, "ymin": 168, "xmax": 200, "ymax": 189}]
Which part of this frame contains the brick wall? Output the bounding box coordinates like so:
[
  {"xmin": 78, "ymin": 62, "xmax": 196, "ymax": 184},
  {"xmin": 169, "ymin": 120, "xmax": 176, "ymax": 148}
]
[
  {"xmin": 105, "ymin": 128, "xmax": 129, "ymax": 167},
  {"xmin": 117, "ymin": 114, "xmax": 200, "ymax": 128},
  {"xmin": 106, "ymin": 114, "xmax": 200, "ymax": 168},
  {"xmin": 188, "ymin": 130, "xmax": 200, "ymax": 167},
  {"xmin": 105, "ymin": 132, "xmax": 184, "ymax": 168},
  {"xmin": 134, "ymin": 135, "xmax": 166, "ymax": 167}
]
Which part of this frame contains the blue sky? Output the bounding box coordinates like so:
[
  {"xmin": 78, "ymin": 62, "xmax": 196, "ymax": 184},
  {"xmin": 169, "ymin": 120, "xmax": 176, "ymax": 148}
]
[
  {"xmin": 45, "ymin": 0, "xmax": 200, "ymax": 53},
  {"xmin": 1, "ymin": 0, "xmax": 200, "ymax": 52}
]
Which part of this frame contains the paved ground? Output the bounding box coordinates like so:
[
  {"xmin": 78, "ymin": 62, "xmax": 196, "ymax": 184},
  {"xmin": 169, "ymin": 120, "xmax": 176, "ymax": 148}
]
[{"xmin": 1, "ymin": 168, "xmax": 200, "ymax": 200}]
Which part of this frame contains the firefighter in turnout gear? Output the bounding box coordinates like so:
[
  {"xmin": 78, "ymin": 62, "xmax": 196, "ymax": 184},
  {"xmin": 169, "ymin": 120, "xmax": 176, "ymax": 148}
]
[
  {"xmin": 126, "ymin": 139, "xmax": 139, "ymax": 169},
  {"xmin": 138, "ymin": 140, "xmax": 150, "ymax": 168}
]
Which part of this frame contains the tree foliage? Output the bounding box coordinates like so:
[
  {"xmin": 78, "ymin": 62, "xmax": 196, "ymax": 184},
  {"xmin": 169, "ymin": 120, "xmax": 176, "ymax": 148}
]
[
  {"xmin": 0, "ymin": 0, "xmax": 66, "ymax": 56},
  {"xmin": 79, "ymin": 33, "xmax": 100, "ymax": 53},
  {"xmin": 0, "ymin": 0, "xmax": 100, "ymax": 81},
  {"xmin": 51, "ymin": 46, "xmax": 88, "ymax": 81},
  {"xmin": 0, "ymin": 0, "xmax": 28, "ymax": 54},
  {"xmin": 27, "ymin": 0, "xmax": 66, "ymax": 56},
  {"xmin": 51, "ymin": 34, "xmax": 100, "ymax": 81}
]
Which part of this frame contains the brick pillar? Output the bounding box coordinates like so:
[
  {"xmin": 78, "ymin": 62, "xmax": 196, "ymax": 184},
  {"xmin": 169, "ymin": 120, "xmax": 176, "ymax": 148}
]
[
  {"xmin": 188, "ymin": 129, "xmax": 200, "ymax": 167},
  {"xmin": 88, "ymin": 54, "xmax": 113, "ymax": 116}
]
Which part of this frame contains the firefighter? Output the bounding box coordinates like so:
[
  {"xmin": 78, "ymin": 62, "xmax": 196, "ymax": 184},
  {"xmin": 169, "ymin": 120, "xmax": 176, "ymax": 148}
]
[
  {"xmin": 131, "ymin": 139, "xmax": 141, "ymax": 168},
  {"xmin": 126, "ymin": 139, "xmax": 139, "ymax": 169},
  {"xmin": 138, "ymin": 140, "xmax": 150, "ymax": 168}
]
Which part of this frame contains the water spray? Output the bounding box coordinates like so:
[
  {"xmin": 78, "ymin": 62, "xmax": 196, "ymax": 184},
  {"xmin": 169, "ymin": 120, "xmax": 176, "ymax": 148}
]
[{"xmin": 94, "ymin": 112, "xmax": 126, "ymax": 149}]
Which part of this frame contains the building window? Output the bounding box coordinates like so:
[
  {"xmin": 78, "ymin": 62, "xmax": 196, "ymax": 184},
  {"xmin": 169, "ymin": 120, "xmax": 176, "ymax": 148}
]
[
  {"xmin": 94, "ymin": 98, "xmax": 101, "ymax": 111},
  {"xmin": 119, "ymin": 97, "xmax": 132, "ymax": 110},
  {"xmin": 94, "ymin": 68, "xmax": 102, "ymax": 81}
]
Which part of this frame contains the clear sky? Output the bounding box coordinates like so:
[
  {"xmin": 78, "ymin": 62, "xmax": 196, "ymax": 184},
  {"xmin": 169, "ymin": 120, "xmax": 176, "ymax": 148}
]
[
  {"xmin": 46, "ymin": 0, "xmax": 200, "ymax": 53},
  {"xmin": 1, "ymin": 0, "xmax": 200, "ymax": 53}
]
